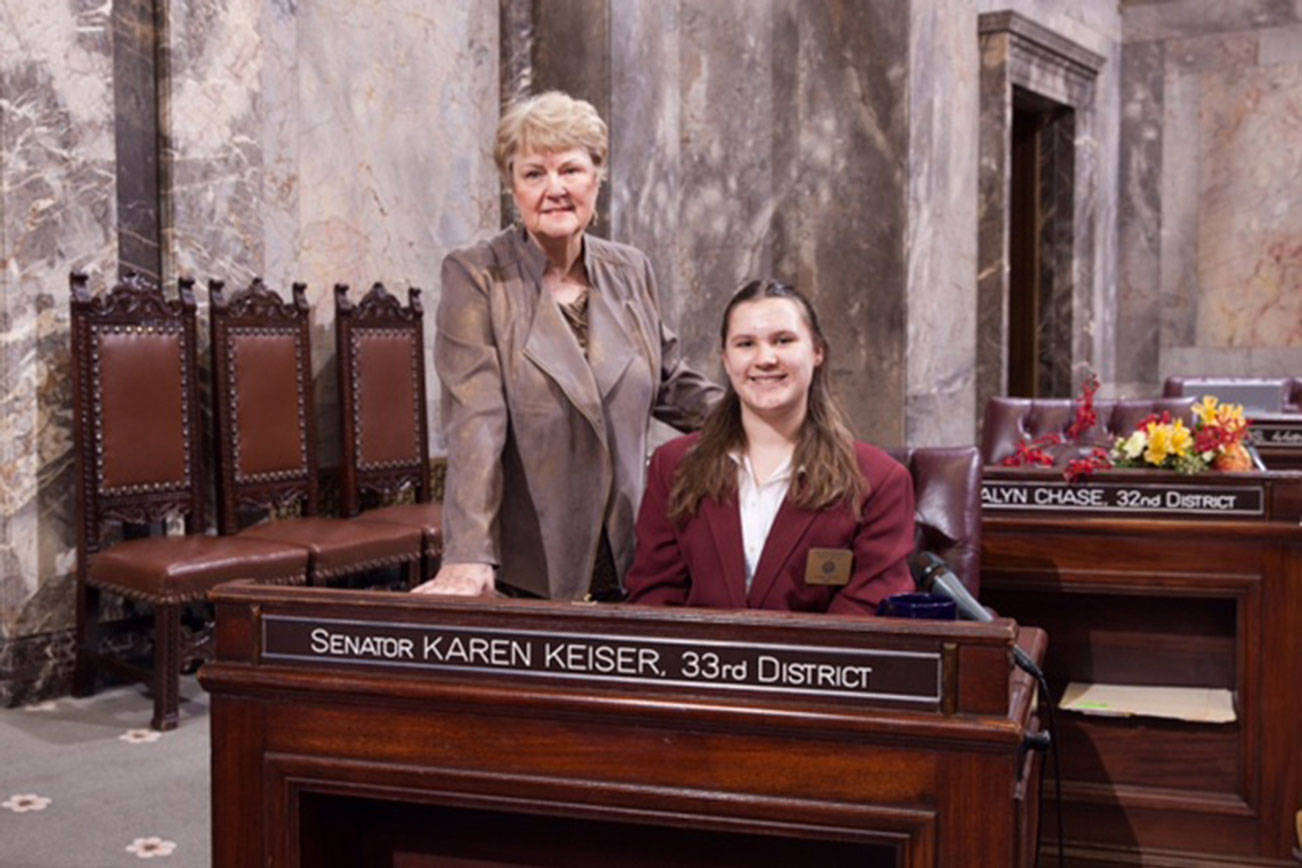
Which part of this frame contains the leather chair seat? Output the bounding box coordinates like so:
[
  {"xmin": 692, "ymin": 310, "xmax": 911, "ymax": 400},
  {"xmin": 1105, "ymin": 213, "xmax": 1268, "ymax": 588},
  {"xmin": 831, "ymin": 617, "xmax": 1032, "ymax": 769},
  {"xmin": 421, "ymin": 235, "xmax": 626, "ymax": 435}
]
[
  {"xmin": 354, "ymin": 502, "xmax": 443, "ymax": 557},
  {"xmin": 238, "ymin": 517, "xmax": 421, "ymax": 581},
  {"xmin": 88, "ymin": 535, "xmax": 308, "ymax": 604}
]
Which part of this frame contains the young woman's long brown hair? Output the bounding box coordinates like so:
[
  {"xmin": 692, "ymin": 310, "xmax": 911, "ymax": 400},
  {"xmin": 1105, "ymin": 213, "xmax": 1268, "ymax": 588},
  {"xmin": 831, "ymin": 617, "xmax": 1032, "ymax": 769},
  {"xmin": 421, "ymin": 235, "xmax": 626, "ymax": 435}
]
[{"xmin": 667, "ymin": 280, "xmax": 868, "ymax": 524}]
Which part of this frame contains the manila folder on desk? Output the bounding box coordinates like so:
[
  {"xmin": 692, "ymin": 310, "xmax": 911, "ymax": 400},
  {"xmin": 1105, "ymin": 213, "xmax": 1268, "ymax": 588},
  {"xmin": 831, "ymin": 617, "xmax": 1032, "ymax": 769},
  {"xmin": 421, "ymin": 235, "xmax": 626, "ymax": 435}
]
[{"xmin": 1059, "ymin": 682, "xmax": 1236, "ymax": 723}]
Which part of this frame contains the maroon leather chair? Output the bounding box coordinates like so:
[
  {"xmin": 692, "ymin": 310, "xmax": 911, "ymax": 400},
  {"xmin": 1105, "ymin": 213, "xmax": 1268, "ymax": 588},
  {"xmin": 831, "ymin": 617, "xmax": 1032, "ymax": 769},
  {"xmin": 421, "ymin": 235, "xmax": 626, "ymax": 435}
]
[
  {"xmin": 1163, "ymin": 376, "xmax": 1300, "ymax": 414},
  {"xmin": 980, "ymin": 396, "xmax": 1196, "ymax": 466},
  {"xmin": 887, "ymin": 446, "xmax": 982, "ymax": 595},
  {"xmin": 334, "ymin": 282, "xmax": 443, "ymax": 580},
  {"xmin": 209, "ymin": 279, "xmax": 422, "ymax": 585},
  {"xmin": 70, "ymin": 273, "xmax": 308, "ymax": 730}
]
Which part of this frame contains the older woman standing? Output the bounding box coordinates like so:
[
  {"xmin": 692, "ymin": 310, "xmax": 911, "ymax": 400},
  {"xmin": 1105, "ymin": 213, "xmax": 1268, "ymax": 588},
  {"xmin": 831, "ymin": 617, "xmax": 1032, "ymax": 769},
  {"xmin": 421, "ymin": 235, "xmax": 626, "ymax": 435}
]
[{"xmin": 415, "ymin": 91, "xmax": 720, "ymax": 600}]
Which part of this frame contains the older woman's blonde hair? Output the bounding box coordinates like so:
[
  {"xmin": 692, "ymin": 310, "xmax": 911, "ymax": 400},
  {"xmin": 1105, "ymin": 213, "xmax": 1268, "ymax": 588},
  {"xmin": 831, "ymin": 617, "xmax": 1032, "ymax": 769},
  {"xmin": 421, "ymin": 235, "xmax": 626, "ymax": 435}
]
[{"xmin": 494, "ymin": 91, "xmax": 609, "ymax": 184}]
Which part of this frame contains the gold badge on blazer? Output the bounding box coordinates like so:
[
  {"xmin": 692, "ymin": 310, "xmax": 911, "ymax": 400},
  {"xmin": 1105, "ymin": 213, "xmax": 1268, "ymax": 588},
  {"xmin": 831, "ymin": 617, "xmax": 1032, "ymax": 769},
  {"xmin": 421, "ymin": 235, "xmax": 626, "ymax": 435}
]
[{"xmin": 805, "ymin": 548, "xmax": 852, "ymax": 586}]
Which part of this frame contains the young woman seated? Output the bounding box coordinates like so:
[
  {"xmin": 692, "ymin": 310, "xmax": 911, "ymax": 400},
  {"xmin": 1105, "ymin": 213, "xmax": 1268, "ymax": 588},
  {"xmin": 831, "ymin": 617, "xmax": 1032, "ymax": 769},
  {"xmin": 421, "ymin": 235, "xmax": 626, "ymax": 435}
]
[{"xmin": 625, "ymin": 279, "xmax": 916, "ymax": 614}]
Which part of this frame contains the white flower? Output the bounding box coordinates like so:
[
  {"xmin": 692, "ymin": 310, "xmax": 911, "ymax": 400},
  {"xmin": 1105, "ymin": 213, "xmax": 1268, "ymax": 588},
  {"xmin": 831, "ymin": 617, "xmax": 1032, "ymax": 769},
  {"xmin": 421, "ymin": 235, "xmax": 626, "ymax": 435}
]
[
  {"xmin": 1119, "ymin": 430, "xmax": 1147, "ymax": 459},
  {"xmin": 119, "ymin": 729, "xmax": 162, "ymax": 744},
  {"xmin": 2, "ymin": 794, "xmax": 52, "ymax": 812},
  {"xmin": 126, "ymin": 837, "xmax": 178, "ymax": 859}
]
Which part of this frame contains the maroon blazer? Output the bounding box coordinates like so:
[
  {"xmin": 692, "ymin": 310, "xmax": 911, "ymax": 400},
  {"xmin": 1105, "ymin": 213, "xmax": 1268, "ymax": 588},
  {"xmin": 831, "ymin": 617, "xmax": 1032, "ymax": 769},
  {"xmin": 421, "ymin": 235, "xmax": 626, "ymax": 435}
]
[{"xmin": 626, "ymin": 433, "xmax": 916, "ymax": 615}]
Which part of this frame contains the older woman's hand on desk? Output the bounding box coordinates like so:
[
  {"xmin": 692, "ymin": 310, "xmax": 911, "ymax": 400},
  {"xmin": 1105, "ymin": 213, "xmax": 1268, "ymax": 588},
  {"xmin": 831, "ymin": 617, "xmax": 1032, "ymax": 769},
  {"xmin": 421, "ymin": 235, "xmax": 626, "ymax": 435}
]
[{"xmin": 412, "ymin": 563, "xmax": 494, "ymax": 596}]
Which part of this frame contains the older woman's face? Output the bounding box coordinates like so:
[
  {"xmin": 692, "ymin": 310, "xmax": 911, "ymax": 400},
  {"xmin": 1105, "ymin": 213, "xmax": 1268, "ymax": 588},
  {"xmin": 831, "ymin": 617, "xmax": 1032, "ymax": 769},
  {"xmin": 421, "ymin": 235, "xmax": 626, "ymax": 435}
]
[{"xmin": 511, "ymin": 147, "xmax": 600, "ymax": 244}]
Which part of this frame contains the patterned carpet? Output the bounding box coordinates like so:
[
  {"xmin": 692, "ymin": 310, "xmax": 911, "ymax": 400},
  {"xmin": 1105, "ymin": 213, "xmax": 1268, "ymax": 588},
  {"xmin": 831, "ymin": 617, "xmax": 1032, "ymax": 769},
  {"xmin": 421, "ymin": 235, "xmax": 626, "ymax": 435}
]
[{"xmin": 0, "ymin": 677, "xmax": 210, "ymax": 867}]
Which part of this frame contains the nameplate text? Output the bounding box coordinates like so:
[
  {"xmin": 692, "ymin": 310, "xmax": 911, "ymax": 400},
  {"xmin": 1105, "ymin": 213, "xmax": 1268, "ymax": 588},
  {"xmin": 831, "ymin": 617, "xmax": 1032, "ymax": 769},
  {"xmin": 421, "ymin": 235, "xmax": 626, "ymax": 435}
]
[
  {"xmin": 981, "ymin": 479, "xmax": 1264, "ymax": 517},
  {"xmin": 260, "ymin": 615, "xmax": 942, "ymax": 707},
  {"xmin": 1250, "ymin": 423, "xmax": 1302, "ymax": 449}
]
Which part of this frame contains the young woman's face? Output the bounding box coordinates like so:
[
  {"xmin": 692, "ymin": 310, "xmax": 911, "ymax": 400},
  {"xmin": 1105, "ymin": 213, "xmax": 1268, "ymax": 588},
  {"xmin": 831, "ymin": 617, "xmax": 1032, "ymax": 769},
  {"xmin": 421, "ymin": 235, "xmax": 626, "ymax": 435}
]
[
  {"xmin": 511, "ymin": 147, "xmax": 600, "ymax": 244},
  {"xmin": 721, "ymin": 297, "xmax": 824, "ymax": 422}
]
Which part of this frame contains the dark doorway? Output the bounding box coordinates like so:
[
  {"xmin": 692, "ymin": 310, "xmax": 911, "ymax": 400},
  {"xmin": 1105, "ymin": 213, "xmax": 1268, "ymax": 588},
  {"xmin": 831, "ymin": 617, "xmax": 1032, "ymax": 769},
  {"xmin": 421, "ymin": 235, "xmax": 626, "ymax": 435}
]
[{"xmin": 1007, "ymin": 87, "xmax": 1075, "ymax": 398}]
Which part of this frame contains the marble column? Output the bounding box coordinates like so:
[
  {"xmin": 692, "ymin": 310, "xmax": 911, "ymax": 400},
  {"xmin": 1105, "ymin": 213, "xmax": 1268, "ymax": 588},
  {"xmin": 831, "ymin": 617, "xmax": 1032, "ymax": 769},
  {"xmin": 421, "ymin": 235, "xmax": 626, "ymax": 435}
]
[
  {"xmin": 905, "ymin": 0, "xmax": 980, "ymax": 446},
  {"xmin": 0, "ymin": 0, "xmax": 118, "ymax": 703},
  {"xmin": 611, "ymin": 0, "xmax": 909, "ymax": 445}
]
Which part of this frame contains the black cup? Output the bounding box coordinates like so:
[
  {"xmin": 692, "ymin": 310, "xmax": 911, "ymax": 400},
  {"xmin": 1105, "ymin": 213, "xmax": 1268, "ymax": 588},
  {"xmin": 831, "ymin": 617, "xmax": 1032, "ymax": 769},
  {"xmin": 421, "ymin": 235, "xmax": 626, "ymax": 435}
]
[{"xmin": 878, "ymin": 593, "xmax": 957, "ymax": 620}]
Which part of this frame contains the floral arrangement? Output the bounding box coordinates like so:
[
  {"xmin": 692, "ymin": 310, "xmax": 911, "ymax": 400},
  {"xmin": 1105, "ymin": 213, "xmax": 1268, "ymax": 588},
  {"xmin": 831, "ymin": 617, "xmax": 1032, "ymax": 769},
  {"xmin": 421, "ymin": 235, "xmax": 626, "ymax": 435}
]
[{"xmin": 1110, "ymin": 395, "xmax": 1252, "ymax": 473}]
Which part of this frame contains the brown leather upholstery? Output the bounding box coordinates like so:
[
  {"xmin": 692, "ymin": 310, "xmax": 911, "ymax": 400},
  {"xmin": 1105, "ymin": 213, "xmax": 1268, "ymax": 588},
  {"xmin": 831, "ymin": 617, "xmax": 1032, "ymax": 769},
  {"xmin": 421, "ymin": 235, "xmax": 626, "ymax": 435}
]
[
  {"xmin": 335, "ymin": 283, "xmax": 441, "ymax": 575},
  {"xmin": 887, "ymin": 446, "xmax": 982, "ymax": 594},
  {"xmin": 1164, "ymin": 376, "xmax": 1301, "ymax": 414},
  {"xmin": 69, "ymin": 272, "xmax": 309, "ymax": 730},
  {"xmin": 354, "ymin": 502, "xmax": 444, "ymax": 558},
  {"xmin": 230, "ymin": 332, "xmax": 307, "ymax": 478},
  {"xmin": 88, "ymin": 536, "xmax": 306, "ymax": 603},
  {"xmin": 97, "ymin": 330, "xmax": 189, "ymax": 490},
  {"xmin": 980, "ymin": 396, "xmax": 1196, "ymax": 465},
  {"xmin": 209, "ymin": 278, "xmax": 421, "ymax": 585},
  {"xmin": 240, "ymin": 517, "xmax": 422, "ymax": 580}
]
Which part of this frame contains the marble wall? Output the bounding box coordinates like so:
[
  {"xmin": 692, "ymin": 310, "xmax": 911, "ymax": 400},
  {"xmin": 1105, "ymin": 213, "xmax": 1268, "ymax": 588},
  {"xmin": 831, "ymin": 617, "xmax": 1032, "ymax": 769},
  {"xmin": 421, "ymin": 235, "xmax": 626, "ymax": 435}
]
[
  {"xmin": 1118, "ymin": 0, "xmax": 1302, "ymax": 391},
  {"xmin": 161, "ymin": 0, "xmax": 500, "ymax": 461},
  {"xmin": 0, "ymin": 0, "xmax": 499, "ymax": 702},
  {"xmin": 0, "ymin": 0, "xmax": 119, "ymax": 703},
  {"xmin": 611, "ymin": 0, "xmax": 911, "ymax": 445}
]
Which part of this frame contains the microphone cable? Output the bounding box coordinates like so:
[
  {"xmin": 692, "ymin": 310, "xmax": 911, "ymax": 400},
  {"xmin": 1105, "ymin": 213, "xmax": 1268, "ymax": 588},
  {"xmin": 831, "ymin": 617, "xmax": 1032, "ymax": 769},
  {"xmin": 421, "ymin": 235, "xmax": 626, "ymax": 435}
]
[{"xmin": 912, "ymin": 552, "xmax": 1065, "ymax": 866}]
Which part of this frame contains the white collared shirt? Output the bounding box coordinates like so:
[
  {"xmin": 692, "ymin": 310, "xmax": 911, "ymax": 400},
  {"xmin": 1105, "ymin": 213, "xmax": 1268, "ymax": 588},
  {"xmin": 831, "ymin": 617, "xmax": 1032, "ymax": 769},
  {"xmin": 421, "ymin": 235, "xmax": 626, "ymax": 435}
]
[{"xmin": 730, "ymin": 451, "xmax": 794, "ymax": 592}]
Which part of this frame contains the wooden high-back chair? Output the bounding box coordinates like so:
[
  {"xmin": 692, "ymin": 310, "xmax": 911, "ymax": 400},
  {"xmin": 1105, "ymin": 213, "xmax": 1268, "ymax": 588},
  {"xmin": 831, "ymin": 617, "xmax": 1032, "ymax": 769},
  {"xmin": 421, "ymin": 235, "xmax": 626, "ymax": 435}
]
[
  {"xmin": 70, "ymin": 272, "xmax": 309, "ymax": 730},
  {"xmin": 334, "ymin": 283, "xmax": 442, "ymax": 579},
  {"xmin": 208, "ymin": 278, "xmax": 421, "ymax": 585}
]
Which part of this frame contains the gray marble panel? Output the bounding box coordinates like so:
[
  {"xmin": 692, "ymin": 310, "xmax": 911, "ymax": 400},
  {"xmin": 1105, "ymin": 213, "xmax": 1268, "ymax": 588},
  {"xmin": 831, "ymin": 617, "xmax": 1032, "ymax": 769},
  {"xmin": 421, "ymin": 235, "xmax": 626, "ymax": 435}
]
[
  {"xmin": 1259, "ymin": 23, "xmax": 1302, "ymax": 64},
  {"xmin": 159, "ymin": 0, "xmax": 267, "ymax": 286},
  {"xmin": 610, "ymin": 0, "xmax": 684, "ymax": 338},
  {"xmin": 112, "ymin": 0, "xmax": 162, "ymax": 279},
  {"xmin": 1, "ymin": 0, "xmax": 117, "ymax": 696},
  {"xmin": 976, "ymin": 32, "xmax": 1012, "ymax": 413},
  {"xmin": 1123, "ymin": 0, "xmax": 1299, "ymax": 44},
  {"xmin": 1166, "ymin": 30, "xmax": 1259, "ymax": 72},
  {"xmin": 776, "ymin": 0, "xmax": 910, "ymax": 444},
  {"xmin": 905, "ymin": 0, "xmax": 978, "ymax": 446},
  {"xmin": 1158, "ymin": 65, "xmax": 1201, "ymax": 348},
  {"xmin": 1115, "ymin": 39, "xmax": 1164, "ymax": 387},
  {"xmin": 1162, "ymin": 345, "xmax": 1302, "ymax": 380},
  {"xmin": 611, "ymin": 0, "xmax": 910, "ymax": 444}
]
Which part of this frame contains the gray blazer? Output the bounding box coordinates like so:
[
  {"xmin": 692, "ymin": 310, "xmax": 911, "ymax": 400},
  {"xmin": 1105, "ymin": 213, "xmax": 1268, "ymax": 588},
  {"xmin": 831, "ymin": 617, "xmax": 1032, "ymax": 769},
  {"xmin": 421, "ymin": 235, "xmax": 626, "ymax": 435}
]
[{"xmin": 435, "ymin": 226, "xmax": 721, "ymax": 600}]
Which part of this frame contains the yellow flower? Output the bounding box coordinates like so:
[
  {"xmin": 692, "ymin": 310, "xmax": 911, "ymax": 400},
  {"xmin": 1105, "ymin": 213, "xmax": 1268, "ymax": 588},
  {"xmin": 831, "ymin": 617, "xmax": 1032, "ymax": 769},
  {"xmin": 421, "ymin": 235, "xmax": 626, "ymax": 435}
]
[
  {"xmin": 1143, "ymin": 420, "xmax": 1193, "ymax": 465},
  {"xmin": 1194, "ymin": 395, "xmax": 1220, "ymax": 426},
  {"xmin": 1216, "ymin": 402, "xmax": 1245, "ymax": 428},
  {"xmin": 1169, "ymin": 418, "xmax": 1193, "ymax": 454},
  {"xmin": 1144, "ymin": 423, "xmax": 1173, "ymax": 464}
]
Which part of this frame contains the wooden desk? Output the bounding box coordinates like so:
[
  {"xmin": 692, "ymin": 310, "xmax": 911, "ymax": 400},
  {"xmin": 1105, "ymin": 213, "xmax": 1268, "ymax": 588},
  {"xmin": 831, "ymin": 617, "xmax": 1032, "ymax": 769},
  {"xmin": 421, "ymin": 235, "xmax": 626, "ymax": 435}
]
[
  {"xmin": 1250, "ymin": 414, "xmax": 1302, "ymax": 471},
  {"xmin": 980, "ymin": 467, "xmax": 1302, "ymax": 866},
  {"xmin": 200, "ymin": 584, "xmax": 1045, "ymax": 867}
]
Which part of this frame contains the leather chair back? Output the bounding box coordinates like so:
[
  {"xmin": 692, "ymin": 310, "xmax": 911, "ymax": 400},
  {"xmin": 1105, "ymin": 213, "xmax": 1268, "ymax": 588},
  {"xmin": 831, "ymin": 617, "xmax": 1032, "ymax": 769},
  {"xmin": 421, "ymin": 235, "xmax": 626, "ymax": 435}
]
[
  {"xmin": 70, "ymin": 273, "xmax": 207, "ymax": 551},
  {"xmin": 887, "ymin": 446, "xmax": 982, "ymax": 595},
  {"xmin": 209, "ymin": 279, "xmax": 320, "ymax": 532},
  {"xmin": 335, "ymin": 283, "xmax": 431, "ymax": 515},
  {"xmin": 1163, "ymin": 376, "xmax": 1299, "ymax": 414},
  {"xmin": 980, "ymin": 396, "xmax": 1196, "ymax": 465}
]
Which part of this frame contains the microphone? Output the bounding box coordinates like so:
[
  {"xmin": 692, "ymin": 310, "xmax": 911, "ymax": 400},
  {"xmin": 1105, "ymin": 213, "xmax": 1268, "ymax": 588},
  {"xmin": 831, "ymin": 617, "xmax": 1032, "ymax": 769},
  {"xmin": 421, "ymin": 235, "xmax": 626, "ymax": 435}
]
[
  {"xmin": 909, "ymin": 551, "xmax": 1041, "ymax": 677},
  {"xmin": 910, "ymin": 551, "xmax": 993, "ymax": 623}
]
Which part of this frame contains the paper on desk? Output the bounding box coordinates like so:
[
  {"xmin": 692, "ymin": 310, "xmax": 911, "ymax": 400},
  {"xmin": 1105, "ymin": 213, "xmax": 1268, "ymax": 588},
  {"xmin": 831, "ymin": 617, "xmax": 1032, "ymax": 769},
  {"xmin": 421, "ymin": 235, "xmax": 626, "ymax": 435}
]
[{"xmin": 1059, "ymin": 682, "xmax": 1236, "ymax": 723}]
